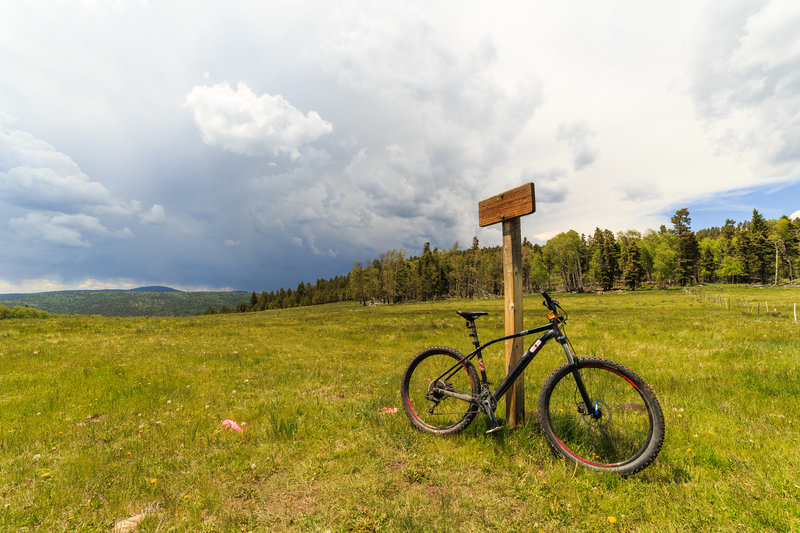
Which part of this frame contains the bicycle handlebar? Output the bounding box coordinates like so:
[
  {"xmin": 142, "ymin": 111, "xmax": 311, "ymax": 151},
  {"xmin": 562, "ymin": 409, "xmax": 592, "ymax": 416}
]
[{"xmin": 540, "ymin": 290, "xmax": 558, "ymax": 312}]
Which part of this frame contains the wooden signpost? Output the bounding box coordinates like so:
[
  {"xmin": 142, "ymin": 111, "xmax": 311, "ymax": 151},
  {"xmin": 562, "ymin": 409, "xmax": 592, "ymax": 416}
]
[{"xmin": 478, "ymin": 183, "xmax": 535, "ymax": 427}]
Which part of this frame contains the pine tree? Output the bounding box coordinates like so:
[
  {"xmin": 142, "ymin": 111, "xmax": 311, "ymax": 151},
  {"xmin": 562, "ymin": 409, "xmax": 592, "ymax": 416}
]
[
  {"xmin": 418, "ymin": 242, "xmax": 437, "ymax": 300},
  {"xmin": 774, "ymin": 216, "xmax": 798, "ymax": 282},
  {"xmin": 622, "ymin": 240, "xmax": 645, "ymax": 290},
  {"xmin": 721, "ymin": 219, "xmax": 736, "ymax": 241},
  {"xmin": 295, "ymin": 282, "xmax": 306, "ymax": 305},
  {"xmin": 348, "ymin": 262, "xmax": 367, "ymax": 305},
  {"xmin": 670, "ymin": 208, "xmax": 699, "ymax": 285},
  {"xmin": 748, "ymin": 209, "xmax": 772, "ymax": 284},
  {"xmin": 600, "ymin": 230, "xmax": 620, "ymax": 290},
  {"xmin": 699, "ymin": 245, "xmax": 717, "ymax": 282},
  {"xmin": 587, "ymin": 228, "xmax": 605, "ymax": 288}
]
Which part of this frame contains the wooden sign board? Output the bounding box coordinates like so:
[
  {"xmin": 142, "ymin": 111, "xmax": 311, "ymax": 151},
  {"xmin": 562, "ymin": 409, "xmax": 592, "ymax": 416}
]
[{"xmin": 478, "ymin": 183, "xmax": 535, "ymax": 227}]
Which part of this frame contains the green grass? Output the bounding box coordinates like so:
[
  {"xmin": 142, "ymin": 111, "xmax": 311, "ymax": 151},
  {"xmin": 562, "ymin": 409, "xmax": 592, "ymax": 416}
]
[
  {"xmin": 687, "ymin": 284, "xmax": 800, "ymax": 319},
  {"xmin": 1, "ymin": 288, "xmax": 799, "ymax": 531}
]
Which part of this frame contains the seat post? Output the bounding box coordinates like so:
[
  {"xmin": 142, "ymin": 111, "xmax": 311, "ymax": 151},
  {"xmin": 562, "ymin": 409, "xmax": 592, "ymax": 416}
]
[
  {"xmin": 456, "ymin": 311, "xmax": 487, "ymax": 350},
  {"xmin": 466, "ymin": 320, "xmax": 481, "ymax": 349}
]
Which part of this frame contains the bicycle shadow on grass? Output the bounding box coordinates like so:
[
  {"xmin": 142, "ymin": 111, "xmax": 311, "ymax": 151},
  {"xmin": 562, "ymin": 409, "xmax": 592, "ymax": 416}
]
[{"xmin": 459, "ymin": 412, "xmax": 692, "ymax": 485}]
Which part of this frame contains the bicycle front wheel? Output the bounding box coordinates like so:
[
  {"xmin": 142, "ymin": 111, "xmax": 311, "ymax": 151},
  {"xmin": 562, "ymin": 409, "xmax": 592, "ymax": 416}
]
[
  {"xmin": 538, "ymin": 357, "xmax": 664, "ymax": 474},
  {"xmin": 401, "ymin": 346, "xmax": 480, "ymax": 435}
]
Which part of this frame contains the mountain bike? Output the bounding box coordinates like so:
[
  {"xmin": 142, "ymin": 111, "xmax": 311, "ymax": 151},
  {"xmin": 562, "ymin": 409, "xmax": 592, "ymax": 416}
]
[{"xmin": 400, "ymin": 291, "xmax": 664, "ymax": 475}]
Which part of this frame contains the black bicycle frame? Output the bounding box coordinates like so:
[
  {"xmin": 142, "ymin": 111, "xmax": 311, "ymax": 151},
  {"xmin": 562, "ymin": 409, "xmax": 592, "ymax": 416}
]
[
  {"xmin": 437, "ymin": 318, "xmax": 596, "ymax": 417},
  {"xmin": 490, "ymin": 325, "xmax": 557, "ymax": 401}
]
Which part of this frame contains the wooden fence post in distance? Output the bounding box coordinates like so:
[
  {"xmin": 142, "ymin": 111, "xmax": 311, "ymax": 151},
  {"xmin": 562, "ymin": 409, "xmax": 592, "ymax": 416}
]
[{"xmin": 478, "ymin": 183, "xmax": 535, "ymax": 427}]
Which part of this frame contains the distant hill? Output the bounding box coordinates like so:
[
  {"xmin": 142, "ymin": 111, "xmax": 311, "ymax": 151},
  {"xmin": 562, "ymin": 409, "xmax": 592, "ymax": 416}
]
[
  {"xmin": 127, "ymin": 286, "xmax": 181, "ymax": 293},
  {"xmin": 0, "ymin": 288, "xmax": 249, "ymax": 317},
  {"xmin": 0, "ymin": 286, "xmax": 181, "ymax": 299}
]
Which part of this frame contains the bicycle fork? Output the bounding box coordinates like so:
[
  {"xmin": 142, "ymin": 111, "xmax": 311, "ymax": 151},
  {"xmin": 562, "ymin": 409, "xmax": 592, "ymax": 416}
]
[{"xmin": 559, "ymin": 336, "xmax": 602, "ymax": 419}]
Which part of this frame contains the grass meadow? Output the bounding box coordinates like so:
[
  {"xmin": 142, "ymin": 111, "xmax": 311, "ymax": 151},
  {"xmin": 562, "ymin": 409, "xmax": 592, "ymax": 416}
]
[{"xmin": 1, "ymin": 287, "xmax": 799, "ymax": 531}]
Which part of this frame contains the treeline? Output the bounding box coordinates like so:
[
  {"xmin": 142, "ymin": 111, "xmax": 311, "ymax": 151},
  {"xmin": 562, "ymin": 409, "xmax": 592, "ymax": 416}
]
[
  {"xmin": 224, "ymin": 208, "xmax": 800, "ymax": 313},
  {"xmin": 0, "ymin": 305, "xmax": 52, "ymax": 319},
  {"xmin": 530, "ymin": 208, "xmax": 800, "ymax": 292},
  {"xmin": 206, "ymin": 277, "xmax": 349, "ymax": 314}
]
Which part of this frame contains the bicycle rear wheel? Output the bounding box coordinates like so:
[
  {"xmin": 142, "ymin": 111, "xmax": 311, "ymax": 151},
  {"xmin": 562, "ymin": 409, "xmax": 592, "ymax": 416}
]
[
  {"xmin": 401, "ymin": 346, "xmax": 480, "ymax": 435},
  {"xmin": 538, "ymin": 357, "xmax": 664, "ymax": 474}
]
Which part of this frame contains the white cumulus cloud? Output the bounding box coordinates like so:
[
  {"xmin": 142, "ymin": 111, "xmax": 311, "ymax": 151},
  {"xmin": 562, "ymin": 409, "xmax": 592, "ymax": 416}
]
[
  {"xmin": 140, "ymin": 204, "xmax": 166, "ymax": 224},
  {"xmin": 184, "ymin": 81, "xmax": 333, "ymax": 159},
  {"xmin": 0, "ymin": 123, "xmax": 157, "ymax": 248},
  {"xmin": 8, "ymin": 212, "xmax": 130, "ymax": 247},
  {"xmin": 0, "ymin": 127, "xmax": 121, "ymax": 214}
]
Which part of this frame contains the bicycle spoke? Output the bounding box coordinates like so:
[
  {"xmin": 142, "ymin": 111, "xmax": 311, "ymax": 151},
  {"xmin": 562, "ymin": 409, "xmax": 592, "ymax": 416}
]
[
  {"xmin": 401, "ymin": 347, "xmax": 478, "ymax": 433},
  {"xmin": 545, "ymin": 364, "xmax": 654, "ymax": 467}
]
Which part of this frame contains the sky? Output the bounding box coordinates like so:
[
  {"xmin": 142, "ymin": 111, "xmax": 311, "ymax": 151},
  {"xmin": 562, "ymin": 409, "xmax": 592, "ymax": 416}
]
[{"xmin": 1, "ymin": 1, "xmax": 800, "ymax": 293}]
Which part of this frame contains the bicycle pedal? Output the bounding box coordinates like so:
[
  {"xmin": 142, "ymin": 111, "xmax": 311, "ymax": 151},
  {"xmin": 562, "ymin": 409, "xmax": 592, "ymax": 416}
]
[{"xmin": 485, "ymin": 424, "xmax": 504, "ymax": 435}]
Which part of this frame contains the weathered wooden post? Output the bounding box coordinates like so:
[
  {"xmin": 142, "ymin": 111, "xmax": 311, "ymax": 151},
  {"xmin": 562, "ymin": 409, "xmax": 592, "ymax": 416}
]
[{"xmin": 478, "ymin": 183, "xmax": 535, "ymax": 427}]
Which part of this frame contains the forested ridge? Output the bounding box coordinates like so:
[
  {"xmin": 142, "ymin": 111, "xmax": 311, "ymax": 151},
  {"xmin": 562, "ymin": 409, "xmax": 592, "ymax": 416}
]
[
  {"xmin": 226, "ymin": 208, "xmax": 800, "ymax": 313},
  {"xmin": 0, "ymin": 291, "xmax": 249, "ymax": 317}
]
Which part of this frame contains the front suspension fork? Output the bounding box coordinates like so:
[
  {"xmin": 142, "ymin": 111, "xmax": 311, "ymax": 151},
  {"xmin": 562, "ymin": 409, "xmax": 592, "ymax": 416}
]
[
  {"xmin": 561, "ymin": 335, "xmax": 601, "ymax": 419},
  {"xmin": 571, "ymin": 366, "xmax": 601, "ymax": 418}
]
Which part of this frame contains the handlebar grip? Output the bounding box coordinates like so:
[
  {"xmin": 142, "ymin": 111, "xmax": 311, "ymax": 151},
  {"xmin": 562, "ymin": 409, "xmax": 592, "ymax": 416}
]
[{"xmin": 541, "ymin": 290, "xmax": 555, "ymax": 310}]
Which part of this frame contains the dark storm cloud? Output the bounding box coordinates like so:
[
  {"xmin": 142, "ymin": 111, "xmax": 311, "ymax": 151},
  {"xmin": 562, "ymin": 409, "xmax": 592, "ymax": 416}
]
[{"xmin": 183, "ymin": 16, "xmax": 543, "ymax": 278}]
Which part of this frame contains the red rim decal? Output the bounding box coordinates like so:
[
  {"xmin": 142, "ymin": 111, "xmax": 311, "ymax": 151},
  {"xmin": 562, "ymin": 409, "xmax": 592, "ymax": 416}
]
[{"xmin": 549, "ymin": 365, "xmax": 646, "ymax": 468}]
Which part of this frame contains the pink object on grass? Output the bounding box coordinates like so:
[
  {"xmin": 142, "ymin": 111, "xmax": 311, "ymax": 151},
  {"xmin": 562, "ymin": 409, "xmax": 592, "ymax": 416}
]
[
  {"xmin": 380, "ymin": 407, "xmax": 398, "ymax": 414},
  {"xmin": 221, "ymin": 419, "xmax": 244, "ymax": 433}
]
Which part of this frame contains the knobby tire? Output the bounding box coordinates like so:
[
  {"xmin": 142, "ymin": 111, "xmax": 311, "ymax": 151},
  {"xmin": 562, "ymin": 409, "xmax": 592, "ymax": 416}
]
[
  {"xmin": 401, "ymin": 346, "xmax": 480, "ymax": 435},
  {"xmin": 538, "ymin": 357, "xmax": 664, "ymax": 475}
]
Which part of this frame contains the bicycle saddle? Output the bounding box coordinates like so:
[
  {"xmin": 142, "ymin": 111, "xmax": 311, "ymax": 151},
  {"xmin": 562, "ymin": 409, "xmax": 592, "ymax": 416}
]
[{"xmin": 456, "ymin": 311, "xmax": 488, "ymax": 321}]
